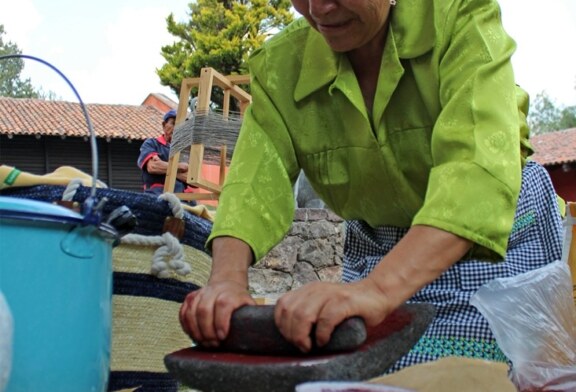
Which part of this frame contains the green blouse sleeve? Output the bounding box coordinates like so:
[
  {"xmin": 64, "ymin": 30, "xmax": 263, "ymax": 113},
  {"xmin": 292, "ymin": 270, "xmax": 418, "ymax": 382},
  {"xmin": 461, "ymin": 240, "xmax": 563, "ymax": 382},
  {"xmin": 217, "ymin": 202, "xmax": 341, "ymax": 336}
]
[
  {"xmin": 206, "ymin": 74, "xmax": 300, "ymax": 262},
  {"xmin": 412, "ymin": 0, "xmax": 522, "ymax": 260}
]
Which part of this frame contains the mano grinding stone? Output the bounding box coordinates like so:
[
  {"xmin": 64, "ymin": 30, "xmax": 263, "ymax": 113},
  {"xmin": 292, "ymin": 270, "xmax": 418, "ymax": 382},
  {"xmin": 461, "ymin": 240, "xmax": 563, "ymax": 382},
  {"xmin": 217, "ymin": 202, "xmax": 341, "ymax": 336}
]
[{"xmin": 219, "ymin": 304, "xmax": 367, "ymax": 355}]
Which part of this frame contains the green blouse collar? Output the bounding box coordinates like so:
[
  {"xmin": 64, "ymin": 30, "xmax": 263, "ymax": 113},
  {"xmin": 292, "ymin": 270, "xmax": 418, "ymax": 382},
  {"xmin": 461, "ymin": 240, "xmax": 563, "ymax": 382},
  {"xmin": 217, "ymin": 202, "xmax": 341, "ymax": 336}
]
[{"xmin": 294, "ymin": 0, "xmax": 436, "ymax": 103}]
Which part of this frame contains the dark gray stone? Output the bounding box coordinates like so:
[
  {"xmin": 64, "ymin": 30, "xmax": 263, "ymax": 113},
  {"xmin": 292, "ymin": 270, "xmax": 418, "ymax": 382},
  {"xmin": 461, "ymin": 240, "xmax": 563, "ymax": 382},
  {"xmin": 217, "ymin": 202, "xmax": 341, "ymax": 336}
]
[
  {"xmin": 165, "ymin": 303, "xmax": 436, "ymax": 392},
  {"xmin": 308, "ymin": 221, "xmax": 338, "ymax": 238},
  {"xmin": 290, "ymin": 221, "xmax": 310, "ymax": 237},
  {"xmin": 260, "ymin": 236, "xmax": 302, "ymax": 272},
  {"xmin": 305, "ymin": 208, "xmax": 329, "ymax": 221},
  {"xmin": 219, "ymin": 305, "xmax": 367, "ymax": 355},
  {"xmin": 291, "ymin": 261, "xmax": 319, "ymax": 289},
  {"xmin": 299, "ymin": 239, "xmax": 335, "ymax": 268},
  {"xmin": 293, "ymin": 208, "xmax": 309, "ymax": 221}
]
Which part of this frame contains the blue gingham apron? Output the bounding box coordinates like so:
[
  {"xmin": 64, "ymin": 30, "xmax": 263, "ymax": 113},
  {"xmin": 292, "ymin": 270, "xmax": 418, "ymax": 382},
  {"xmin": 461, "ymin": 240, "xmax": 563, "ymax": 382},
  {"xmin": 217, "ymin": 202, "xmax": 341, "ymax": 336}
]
[{"xmin": 341, "ymin": 161, "xmax": 564, "ymax": 372}]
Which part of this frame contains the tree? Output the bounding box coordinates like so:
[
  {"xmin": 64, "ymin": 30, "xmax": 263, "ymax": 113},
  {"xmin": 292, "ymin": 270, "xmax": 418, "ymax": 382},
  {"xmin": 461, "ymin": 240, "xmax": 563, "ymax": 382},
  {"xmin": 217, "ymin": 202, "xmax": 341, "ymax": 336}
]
[
  {"xmin": 528, "ymin": 91, "xmax": 576, "ymax": 135},
  {"xmin": 558, "ymin": 105, "xmax": 576, "ymax": 131},
  {"xmin": 158, "ymin": 0, "xmax": 293, "ymax": 108},
  {"xmin": 0, "ymin": 25, "xmax": 39, "ymax": 98}
]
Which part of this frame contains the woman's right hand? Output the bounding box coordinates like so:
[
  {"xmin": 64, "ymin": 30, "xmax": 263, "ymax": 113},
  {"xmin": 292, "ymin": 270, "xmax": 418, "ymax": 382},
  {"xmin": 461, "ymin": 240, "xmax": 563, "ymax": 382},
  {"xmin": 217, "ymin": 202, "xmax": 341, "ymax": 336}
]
[
  {"xmin": 179, "ymin": 236, "xmax": 256, "ymax": 348},
  {"xmin": 179, "ymin": 280, "xmax": 255, "ymax": 348}
]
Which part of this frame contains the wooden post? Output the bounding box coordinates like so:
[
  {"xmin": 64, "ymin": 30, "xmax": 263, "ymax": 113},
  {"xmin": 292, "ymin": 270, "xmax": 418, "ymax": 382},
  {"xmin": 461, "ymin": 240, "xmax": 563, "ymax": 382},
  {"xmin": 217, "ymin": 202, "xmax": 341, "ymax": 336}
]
[{"xmin": 163, "ymin": 67, "xmax": 251, "ymax": 201}]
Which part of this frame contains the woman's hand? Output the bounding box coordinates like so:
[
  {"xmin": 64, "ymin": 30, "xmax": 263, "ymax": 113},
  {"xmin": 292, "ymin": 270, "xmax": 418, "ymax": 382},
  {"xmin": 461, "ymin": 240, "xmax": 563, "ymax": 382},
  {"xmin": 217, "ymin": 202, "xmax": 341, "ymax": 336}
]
[
  {"xmin": 179, "ymin": 280, "xmax": 255, "ymax": 348},
  {"xmin": 274, "ymin": 278, "xmax": 393, "ymax": 353},
  {"xmin": 179, "ymin": 236, "xmax": 255, "ymax": 348},
  {"xmin": 274, "ymin": 225, "xmax": 472, "ymax": 353}
]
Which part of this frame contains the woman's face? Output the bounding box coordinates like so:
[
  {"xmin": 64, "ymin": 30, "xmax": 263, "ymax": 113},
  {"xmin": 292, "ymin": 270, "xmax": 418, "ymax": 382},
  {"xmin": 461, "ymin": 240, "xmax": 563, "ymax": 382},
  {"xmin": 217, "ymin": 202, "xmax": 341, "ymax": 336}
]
[{"xmin": 291, "ymin": 0, "xmax": 392, "ymax": 53}]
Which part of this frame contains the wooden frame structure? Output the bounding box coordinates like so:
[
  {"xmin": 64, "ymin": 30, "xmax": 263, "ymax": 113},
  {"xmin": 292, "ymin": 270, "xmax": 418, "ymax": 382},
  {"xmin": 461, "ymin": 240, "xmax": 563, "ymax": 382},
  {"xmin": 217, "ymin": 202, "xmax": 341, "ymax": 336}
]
[{"xmin": 164, "ymin": 67, "xmax": 251, "ymax": 201}]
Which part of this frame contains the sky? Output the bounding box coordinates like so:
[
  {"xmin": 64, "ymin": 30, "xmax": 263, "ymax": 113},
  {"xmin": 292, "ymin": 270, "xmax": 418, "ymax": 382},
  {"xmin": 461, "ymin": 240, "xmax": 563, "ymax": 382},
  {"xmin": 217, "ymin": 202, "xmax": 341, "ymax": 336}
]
[{"xmin": 1, "ymin": 0, "xmax": 575, "ymax": 107}]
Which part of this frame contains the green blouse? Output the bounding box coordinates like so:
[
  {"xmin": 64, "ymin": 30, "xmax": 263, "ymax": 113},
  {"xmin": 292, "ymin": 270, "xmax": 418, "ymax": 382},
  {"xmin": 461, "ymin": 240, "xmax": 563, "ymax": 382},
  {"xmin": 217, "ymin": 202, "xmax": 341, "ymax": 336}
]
[{"xmin": 208, "ymin": 0, "xmax": 531, "ymax": 263}]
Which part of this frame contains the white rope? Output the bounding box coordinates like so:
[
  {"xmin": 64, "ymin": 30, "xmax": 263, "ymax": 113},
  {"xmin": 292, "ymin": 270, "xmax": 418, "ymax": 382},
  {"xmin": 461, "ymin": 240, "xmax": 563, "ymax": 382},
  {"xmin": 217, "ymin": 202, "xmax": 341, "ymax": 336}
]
[
  {"xmin": 62, "ymin": 178, "xmax": 84, "ymax": 201},
  {"xmin": 121, "ymin": 232, "xmax": 190, "ymax": 278},
  {"xmin": 158, "ymin": 192, "xmax": 184, "ymax": 219},
  {"xmin": 117, "ymin": 193, "xmax": 191, "ymax": 278}
]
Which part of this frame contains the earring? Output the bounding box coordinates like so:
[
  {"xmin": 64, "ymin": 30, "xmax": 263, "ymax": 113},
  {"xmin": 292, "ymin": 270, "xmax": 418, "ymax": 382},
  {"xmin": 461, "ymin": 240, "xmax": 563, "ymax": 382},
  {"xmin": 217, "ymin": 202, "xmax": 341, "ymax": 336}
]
[{"xmin": 390, "ymin": 0, "xmax": 397, "ymax": 5}]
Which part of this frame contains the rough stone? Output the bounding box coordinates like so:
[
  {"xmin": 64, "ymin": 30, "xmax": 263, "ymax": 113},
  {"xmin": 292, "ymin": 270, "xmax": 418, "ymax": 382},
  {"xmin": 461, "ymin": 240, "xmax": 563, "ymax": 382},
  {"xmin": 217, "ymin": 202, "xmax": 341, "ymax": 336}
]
[
  {"xmin": 293, "ymin": 208, "xmax": 309, "ymax": 221},
  {"xmin": 291, "ymin": 261, "xmax": 319, "ymax": 290},
  {"xmin": 298, "ymin": 239, "xmax": 334, "ymax": 269},
  {"xmin": 326, "ymin": 210, "xmax": 344, "ymax": 222},
  {"xmin": 317, "ymin": 266, "xmax": 342, "ymax": 283},
  {"xmin": 290, "ymin": 221, "xmax": 310, "ymax": 237},
  {"xmin": 249, "ymin": 207, "xmax": 345, "ymax": 296},
  {"xmin": 305, "ymin": 208, "xmax": 329, "ymax": 221},
  {"xmin": 259, "ymin": 236, "xmax": 302, "ymax": 272},
  {"xmin": 248, "ymin": 269, "xmax": 292, "ymax": 296},
  {"xmin": 308, "ymin": 220, "xmax": 338, "ymax": 238},
  {"xmin": 165, "ymin": 303, "xmax": 436, "ymax": 392}
]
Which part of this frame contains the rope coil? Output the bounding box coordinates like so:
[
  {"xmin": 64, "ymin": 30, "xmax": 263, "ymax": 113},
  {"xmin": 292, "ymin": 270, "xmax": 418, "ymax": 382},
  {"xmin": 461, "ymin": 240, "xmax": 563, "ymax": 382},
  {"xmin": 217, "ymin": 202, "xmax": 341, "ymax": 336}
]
[
  {"xmin": 62, "ymin": 182, "xmax": 190, "ymax": 278},
  {"xmin": 120, "ymin": 193, "xmax": 189, "ymax": 278}
]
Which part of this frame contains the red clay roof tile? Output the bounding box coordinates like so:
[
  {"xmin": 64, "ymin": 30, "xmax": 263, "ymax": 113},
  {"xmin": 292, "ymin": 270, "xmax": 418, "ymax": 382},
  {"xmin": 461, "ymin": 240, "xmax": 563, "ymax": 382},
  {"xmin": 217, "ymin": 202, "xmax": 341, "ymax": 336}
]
[
  {"xmin": 0, "ymin": 97, "xmax": 166, "ymax": 141},
  {"xmin": 530, "ymin": 128, "xmax": 576, "ymax": 166},
  {"xmin": 1, "ymin": 97, "xmax": 574, "ymax": 166}
]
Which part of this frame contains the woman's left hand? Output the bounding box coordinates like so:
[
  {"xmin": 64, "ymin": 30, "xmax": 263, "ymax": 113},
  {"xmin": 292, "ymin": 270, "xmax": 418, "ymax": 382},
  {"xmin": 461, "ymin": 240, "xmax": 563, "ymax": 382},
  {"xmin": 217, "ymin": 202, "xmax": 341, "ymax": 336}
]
[
  {"xmin": 273, "ymin": 278, "xmax": 393, "ymax": 353},
  {"xmin": 274, "ymin": 225, "xmax": 472, "ymax": 353}
]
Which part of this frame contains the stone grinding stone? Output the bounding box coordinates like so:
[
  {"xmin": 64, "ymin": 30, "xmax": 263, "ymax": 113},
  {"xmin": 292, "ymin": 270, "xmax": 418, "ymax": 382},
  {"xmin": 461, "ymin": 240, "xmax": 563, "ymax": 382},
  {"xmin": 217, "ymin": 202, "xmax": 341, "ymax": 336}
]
[
  {"xmin": 164, "ymin": 303, "xmax": 436, "ymax": 392},
  {"xmin": 221, "ymin": 304, "xmax": 367, "ymax": 355}
]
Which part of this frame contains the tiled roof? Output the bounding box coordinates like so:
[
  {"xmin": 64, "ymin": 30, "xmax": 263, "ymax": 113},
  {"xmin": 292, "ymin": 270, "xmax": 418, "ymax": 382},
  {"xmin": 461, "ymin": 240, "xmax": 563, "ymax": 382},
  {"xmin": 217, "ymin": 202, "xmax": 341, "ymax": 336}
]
[
  {"xmin": 1, "ymin": 97, "xmax": 574, "ymax": 166},
  {"xmin": 530, "ymin": 128, "xmax": 576, "ymax": 166},
  {"xmin": 141, "ymin": 92, "xmax": 177, "ymax": 108},
  {"xmin": 0, "ymin": 97, "xmax": 166, "ymax": 140}
]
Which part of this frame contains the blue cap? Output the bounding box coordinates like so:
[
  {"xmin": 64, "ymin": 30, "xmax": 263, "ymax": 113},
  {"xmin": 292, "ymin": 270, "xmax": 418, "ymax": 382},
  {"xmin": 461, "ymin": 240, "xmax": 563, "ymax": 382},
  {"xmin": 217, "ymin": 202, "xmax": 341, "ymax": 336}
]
[{"xmin": 163, "ymin": 109, "xmax": 177, "ymax": 122}]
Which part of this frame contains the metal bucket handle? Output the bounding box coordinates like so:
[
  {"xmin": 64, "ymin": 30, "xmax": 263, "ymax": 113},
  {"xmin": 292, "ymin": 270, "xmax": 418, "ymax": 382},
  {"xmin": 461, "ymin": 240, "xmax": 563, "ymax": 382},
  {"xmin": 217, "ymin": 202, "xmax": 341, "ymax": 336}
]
[{"xmin": 0, "ymin": 54, "xmax": 104, "ymax": 226}]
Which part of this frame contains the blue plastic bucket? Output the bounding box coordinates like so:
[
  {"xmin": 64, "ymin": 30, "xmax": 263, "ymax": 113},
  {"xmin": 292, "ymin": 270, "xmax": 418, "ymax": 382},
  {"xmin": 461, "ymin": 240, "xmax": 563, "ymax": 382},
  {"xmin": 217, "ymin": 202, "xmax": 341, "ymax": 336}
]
[{"xmin": 0, "ymin": 196, "xmax": 115, "ymax": 392}]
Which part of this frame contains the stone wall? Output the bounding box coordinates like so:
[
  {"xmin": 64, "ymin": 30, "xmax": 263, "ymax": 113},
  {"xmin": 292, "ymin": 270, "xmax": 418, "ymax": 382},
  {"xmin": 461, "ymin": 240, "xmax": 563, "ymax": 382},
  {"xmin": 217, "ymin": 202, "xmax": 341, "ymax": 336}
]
[{"xmin": 248, "ymin": 208, "xmax": 344, "ymax": 297}]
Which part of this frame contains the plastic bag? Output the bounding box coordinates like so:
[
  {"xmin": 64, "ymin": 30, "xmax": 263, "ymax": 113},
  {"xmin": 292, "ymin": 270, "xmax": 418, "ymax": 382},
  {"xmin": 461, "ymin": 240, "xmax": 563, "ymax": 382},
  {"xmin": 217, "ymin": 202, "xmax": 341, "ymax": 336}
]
[
  {"xmin": 470, "ymin": 261, "xmax": 576, "ymax": 391},
  {"xmin": 0, "ymin": 292, "xmax": 13, "ymax": 392},
  {"xmin": 562, "ymin": 202, "xmax": 576, "ymax": 304}
]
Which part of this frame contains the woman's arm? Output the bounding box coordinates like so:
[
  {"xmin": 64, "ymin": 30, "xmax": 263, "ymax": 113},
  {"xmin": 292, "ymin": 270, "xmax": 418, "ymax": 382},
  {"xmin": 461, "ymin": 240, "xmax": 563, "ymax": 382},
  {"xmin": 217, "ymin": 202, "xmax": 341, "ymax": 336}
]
[{"xmin": 274, "ymin": 225, "xmax": 472, "ymax": 352}]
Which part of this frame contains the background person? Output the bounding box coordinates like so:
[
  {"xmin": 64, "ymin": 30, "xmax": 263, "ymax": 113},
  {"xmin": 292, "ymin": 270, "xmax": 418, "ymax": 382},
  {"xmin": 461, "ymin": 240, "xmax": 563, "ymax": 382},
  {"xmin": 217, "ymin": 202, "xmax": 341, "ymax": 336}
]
[
  {"xmin": 137, "ymin": 109, "xmax": 195, "ymax": 196},
  {"xmin": 179, "ymin": 0, "xmax": 563, "ymax": 372}
]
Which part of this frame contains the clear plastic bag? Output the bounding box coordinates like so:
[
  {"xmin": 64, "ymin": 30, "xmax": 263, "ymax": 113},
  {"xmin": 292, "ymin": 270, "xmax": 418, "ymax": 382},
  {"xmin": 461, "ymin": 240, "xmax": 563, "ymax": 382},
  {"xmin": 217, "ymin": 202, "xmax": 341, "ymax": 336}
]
[
  {"xmin": 562, "ymin": 202, "xmax": 576, "ymax": 304},
  {"xmin": 0, "ymin": 292, "xmax": 13, "ymax": 392},
  {"xmin": 470, "ymin": 261, "xmax": 576, "ymax": 391}
]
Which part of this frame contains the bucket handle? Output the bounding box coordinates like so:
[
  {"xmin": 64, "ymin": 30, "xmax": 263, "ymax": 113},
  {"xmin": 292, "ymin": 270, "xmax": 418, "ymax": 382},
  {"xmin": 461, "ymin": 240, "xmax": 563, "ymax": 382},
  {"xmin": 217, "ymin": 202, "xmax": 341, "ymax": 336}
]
[{"xmin": 0, "ymin": 54, "xmax": 102, "ymax": 226}]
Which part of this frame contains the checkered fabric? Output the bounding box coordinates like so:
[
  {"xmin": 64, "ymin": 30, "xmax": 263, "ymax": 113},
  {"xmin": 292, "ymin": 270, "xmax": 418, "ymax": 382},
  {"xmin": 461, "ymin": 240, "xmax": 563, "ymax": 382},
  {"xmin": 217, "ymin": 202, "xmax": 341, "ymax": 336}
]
[{"xmin": 342, "ymin": 161, "xmax": 563, "ymax": 372}]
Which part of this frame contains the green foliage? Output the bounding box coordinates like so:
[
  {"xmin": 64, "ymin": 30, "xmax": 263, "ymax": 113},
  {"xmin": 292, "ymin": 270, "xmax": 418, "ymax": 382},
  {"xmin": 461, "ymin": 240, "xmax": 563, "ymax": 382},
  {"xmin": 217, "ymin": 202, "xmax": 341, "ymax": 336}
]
[
  {"xmin": 558, "ymin": 105, "xmax": 576, "ymax": 131},
  {"xmin": 157, "ymin": 0, "xmax": 293, "ymax": 108},
  {"xmin": 528, "ymin": 91, "xmax": 576, "ymax": 135},
  {"xmin": 0, "ymin": 25, "xmax": 40, "ymax": 98}
]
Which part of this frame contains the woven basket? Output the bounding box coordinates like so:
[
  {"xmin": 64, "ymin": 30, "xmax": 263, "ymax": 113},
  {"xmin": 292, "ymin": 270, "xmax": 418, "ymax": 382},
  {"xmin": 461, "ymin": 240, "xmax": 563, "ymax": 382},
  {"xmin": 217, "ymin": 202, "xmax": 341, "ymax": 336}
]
[
  {"xmin": 109, "ymin": 243, "xmax": 212, "ymax": 392},
  {"xmin": 0, "ymin": 185, "xmax": 213, "ymax": 251}
]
